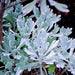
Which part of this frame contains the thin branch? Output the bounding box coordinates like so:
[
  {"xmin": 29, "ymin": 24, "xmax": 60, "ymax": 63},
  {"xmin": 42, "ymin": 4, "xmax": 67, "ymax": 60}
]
[{"xmin": 4, "ymin": 0, "xmax": 27, "ymax": 10}]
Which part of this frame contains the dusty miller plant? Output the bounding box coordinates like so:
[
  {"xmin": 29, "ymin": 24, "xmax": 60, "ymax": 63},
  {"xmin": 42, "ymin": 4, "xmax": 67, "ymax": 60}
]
[{"xmin": 0, "ymin": 0, "xmax": 75, "ymax": 75}]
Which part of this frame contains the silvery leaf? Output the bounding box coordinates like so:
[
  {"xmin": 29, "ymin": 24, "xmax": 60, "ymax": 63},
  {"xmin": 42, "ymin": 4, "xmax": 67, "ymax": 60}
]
[
  {"xmin": 24, "ymin": 48, "xmax": 36, "ymax": 56},
  {"xmin": 17, "ymin": 38, "xmax": 25, "ymax": 49},
  {"xmin": 52, "ymin": 24, "xmax": 60, "ymax": 33},
  {"xmin": 14, "ymin": 55, "xmax": 22, "ymax": 60},
  {"xmin": 44, "ymin": 58, "xmax": 56, "ymax": 64},
  {"xmin": 52, "ymin": 14, "xmax": 61, "ymax": 23},
  {"xmin": 40, "ymin": 0, "xmax": 49, "ymax": 15},
  {"xmin": 2, "ymin": 52, "xmax": 11, "ymax": 57},
  {"xmin": 34, "ymin": 29, "xmax": 48, "ymax": 48},
  {"xmin": 69, "ymin": 48, "xmax": 74, "ymax": 56},
  {"xmin": 60, "ymin": 27, "xmax": 72, "ymax": 36},
  {"xmin": 23, "ymin": 0, "xmax": 37, "ymax": 16},
  {"xmin": 55, "ymin": 3, "xmax": 69, "ymax": 12},
  {"xmin": 48, "ymin": 0, "xmax": 56, "ymax": 6},
  {"xmin": 25, "ymin": 18, "xmax": 35, "ymax": 33},
  {"xmin": 56, "ymin": 61, "xmax": 65, "ymax": 68},
  {"xmin": 59, "ymin": 37, "xmax": 70, "ymax": 51},
  {"xmin": 33, "ymin": 6, "xmax": 39, "ymax": 19},
  {"xmin": 24, "ymin": 39, "xmax": 31, "ymax": 49},
  {"xmin": 48, "ymin": 0, "xmax": 69, "ymax": 12},
  {"xmin": 45, "ymin": 40, "xmax": 59, "ymax": 55},
  {"xmin": 69, "ymin": 39, "xmax": 75, "ymax": 48},
  {"xmin": 5, "ymin": 62, "xmax": 12, "ymax": 70},
  {"xmin": 16, "ymin": 67, "xmax": 22, "ymax": 75},
  {"xmin": 58, "ymin": 53, "xmax": 67, "ymax": 61},
  {"xmin": 45, "ymin": 51, "xmax": 55, "ymax": 59},
  {"xmin": 48, "ymin": 40, "xmax": 59, "ymax": 50},
  {"xmin": 17, "ymin": 15, "xmax": 25, "ymax": 31},
  {"xmin": 0, "ymin": 71, "xmax": 4, "ymax": 75}
]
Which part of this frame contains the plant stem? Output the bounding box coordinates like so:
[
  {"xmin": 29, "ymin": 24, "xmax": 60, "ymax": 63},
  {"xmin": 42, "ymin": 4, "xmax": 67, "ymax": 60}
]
[
  {"xmin": 4, "ymin": 0, "xmax": 27, "ymax": 10},
  {"xmin": 0, "ymin": 0, "xmax": 5, "ymax": 45},
  {"xmin": 0, "ymin": 15, "xmax": 3, "ymax": 45},
  {"xmin": 42, "ymin": 66, "xmax": 48, "ymax": 75},
  {"xmin": 40, "ymin": 64, "xmax": 44, "ymax": 75}
]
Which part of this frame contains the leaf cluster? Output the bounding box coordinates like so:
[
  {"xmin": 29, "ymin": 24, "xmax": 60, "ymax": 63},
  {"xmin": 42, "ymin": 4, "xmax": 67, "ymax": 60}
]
[{"xmin": 0, "ymin": 0, "xmax": 75, "ymax": 75}]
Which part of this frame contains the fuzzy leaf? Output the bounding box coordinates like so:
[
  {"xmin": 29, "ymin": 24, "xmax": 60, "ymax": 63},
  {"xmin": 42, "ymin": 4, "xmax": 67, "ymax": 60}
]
[
  {"xmin": 16, "ymin": 67, "xmax": 22, "ymax": 75},
  {"xmin": 23, "ymin": 0, "xmax": 37, "ymax": 16},
  {"xmin": 33, "ymin": 6, "xmax": 39, "ymax": 19},
  {"xmin": 48, "ymin": 0, "xmax": 69, "ymax": 12},
  {"xmin": 69, "ymin": 39, "xmax": 75, "ymax": 48}
]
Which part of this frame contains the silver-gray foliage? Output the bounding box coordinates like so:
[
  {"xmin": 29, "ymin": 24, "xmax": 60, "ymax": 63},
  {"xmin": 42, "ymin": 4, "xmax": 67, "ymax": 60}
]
[{"xmin": 0, "ymin": 0, "xmax": 75, "ymax": 75}]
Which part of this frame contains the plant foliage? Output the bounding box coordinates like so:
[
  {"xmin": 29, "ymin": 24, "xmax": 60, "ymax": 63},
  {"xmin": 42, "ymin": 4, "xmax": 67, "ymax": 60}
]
[{"xmin": 0, "ymin": 0, "xmax": 75, "ymax": 75}]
